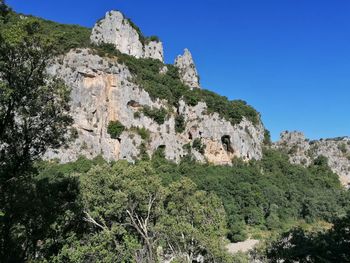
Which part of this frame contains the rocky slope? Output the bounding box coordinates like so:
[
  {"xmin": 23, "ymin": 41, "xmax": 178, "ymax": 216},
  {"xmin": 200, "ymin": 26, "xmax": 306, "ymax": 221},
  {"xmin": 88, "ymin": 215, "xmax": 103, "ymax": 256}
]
[
  {"xmin": 175, "ymin": 49, "xmax": 201, "ymax": 89},
  {"xmin": 44, "ymin": 10, "xmax": 350, "ymax": 187},
  {"xmin": 274, "ymin": 131, "xmax": 350, "ymax": 187},
  {"xmin": 91, "ymin": 10, "xmax": 164, "ymax": 61},
  {"xmin": 45, "ymin": 11, "xmax": 265, "ymax": 165}
]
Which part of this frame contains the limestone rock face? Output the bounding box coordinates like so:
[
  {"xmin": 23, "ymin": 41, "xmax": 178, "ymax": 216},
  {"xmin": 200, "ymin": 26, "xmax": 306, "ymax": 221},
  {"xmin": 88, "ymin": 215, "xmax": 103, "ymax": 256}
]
[
  {"xmin": 45, "ymin": 49, "xmax": 264, "ymax": 165},
  {"xmin": 144, "ymin": 40, "xmax": 164, "ymax": 61},
  {"xmin": 174, "ymin": 49, "xmax": 200, "ymax": 89},
  {"xmin": 90, "ymin": 10, "xmax": 164, "ymax": 62},
  {"xmin": 274, "ymin": 131, "xmax": 350, "ymax": 187}
]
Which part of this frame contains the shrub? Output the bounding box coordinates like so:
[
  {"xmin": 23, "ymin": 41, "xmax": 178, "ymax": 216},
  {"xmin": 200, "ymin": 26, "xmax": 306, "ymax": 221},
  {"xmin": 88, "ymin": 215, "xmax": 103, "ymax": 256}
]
[
  {"xmin": 263, "ymin": 129, "xmax": 272, "ymax": 145},
  {"xmin": 175, "ymin": 114, "xmax": 186, "ymax": 133},
  {"xmin": 145, "ymin": 35, "xmax": 160, "ymax": 44},
  {"xmin": 139, "ymin": 142, "xmax": 150, "ymax": 160},
  {"xmin": 338, "ymin": 143, "xmax": 347, "ymax": 154},
  {"xmin": 136, "ymin": 127, "xmax": 150, "ymax": 141},
  {"xmin": 142, "ymin": 106, "xmax": 167, "ymax": 125},
  {"xmin": 192, "ymin": 138, "xmax": 206, "ymax": 154},
  {"xmin": 133, "ymin": 111, "xmax": 141, "ymax": 119},
  {"xmin": 107, "ymin": 120, "xmax": 125, "ymax": 139}
]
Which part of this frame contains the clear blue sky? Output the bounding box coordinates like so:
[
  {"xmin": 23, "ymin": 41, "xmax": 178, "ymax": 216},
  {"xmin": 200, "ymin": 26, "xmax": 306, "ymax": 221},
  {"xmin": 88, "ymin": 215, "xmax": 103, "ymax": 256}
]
[{"xmin": 7, "ymin": 0, "xmax": 350, "ymax": 141}]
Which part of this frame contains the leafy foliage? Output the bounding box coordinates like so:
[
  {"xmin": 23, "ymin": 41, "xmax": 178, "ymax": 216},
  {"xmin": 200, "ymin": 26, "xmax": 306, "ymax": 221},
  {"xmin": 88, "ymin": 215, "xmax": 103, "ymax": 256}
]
[
  {"xmin": 134, "ymin": 126, "xmax": 151, "ymax": 141},
  {"xmin": 1, "ymin": 9, "xmax": 91, "ymax": 53},
  {"xmin": 267, "ymin": 212, "xmax": 350, "ymax": 262},
  {"xmin": 174, "ymin": 114, "xmax": 186, "ymax": 133},
  {"xmin": 107, "ymin": 120, "xmax": 125, "ymax": 139},
  {"xmin": 1, "ymin": 4, "xmax": 349, "ymax": 262},
  {"xmin": 0, "ymin": 16, "xmax": 73, "ymax": 261},
  {"xmin": 192, "ymin": 138, "xmax": 206, "ymax": 154},
  {"xmin": 49, "ymin": 161, "xmax": 231, "ymax": 263},
  {"xmin": 153, "ymin": 149, "xmax": 348, "ymax": 242},
  {"xmin": 142, "ymin": 105, "xmax": 168, "ymax": 125}
]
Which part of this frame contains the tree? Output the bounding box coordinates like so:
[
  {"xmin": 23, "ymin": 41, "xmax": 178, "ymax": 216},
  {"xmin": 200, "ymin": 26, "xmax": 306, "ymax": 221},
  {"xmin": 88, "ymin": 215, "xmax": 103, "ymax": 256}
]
[
  {"xmin": 266, "ymin": 213, "xmax": 350, "ymax": 262},
  {"xmin": 107, "ymin": 120, "xmax": 125, "ymax": 139},
  {"xmin": 158, "ymin": 178, "xmax": 231, "ymax": 263},
  {"xmin": 62, "ymin": 161, "xmax": 166, "ymax": 263},
  {"xmin": 0, "ymin": 0, "xmax": 10, "ymax": 18},
  {"xmin": 52, "ymin": 162, "xmax": 232, "ymax": 263},
  {"xmin": 0, "ymin": 18, "xmax": 72, "ymax": 261}
]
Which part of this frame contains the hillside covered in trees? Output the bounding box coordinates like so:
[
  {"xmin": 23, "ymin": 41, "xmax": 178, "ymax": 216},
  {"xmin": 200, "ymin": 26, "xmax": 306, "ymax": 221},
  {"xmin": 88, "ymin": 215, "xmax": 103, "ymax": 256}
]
[{"xmin": 0, "ymin": 1, "xmax": 349, "ymax": 262}]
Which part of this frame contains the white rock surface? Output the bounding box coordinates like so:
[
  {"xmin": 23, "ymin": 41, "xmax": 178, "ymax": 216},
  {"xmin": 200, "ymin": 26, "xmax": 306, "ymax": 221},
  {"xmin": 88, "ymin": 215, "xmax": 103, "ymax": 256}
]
[
  {"xmin": 91, "ymin": 10, "xmax": 164, "ymax": 62},
  {"xmin": 45, "ymin": 49, "xmax": 264, "ymax": 165},
  {"xmin": 274, "ymin": 131, "xmax": 350, "ymax": 187},
  {"xmin": 144, "ymin": 40, "xmax": 164, "ymax": 61},
  {"xmin": 174, "ymin": 49, "xmax": 200, "ymax": 89},
  {"xmin": 226, "ymin": 239, "xmax": 259, "ymax": 254}
]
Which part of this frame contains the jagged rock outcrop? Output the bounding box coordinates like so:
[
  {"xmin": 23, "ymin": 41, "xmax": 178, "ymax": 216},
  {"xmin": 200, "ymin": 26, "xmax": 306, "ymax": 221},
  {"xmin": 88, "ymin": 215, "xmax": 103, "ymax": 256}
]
[
  {"xmin": 91, "ymin": 10, "xmax": 164, "ymax": 61},
  {"xmin": 44, "ymin": 10, "xmax": 265, "ymax": 165},
  {"xmin": 175, "ymin": 49, "xmax": 200, "ymax": 89},
  {"xmin": 274, "ymin": 131, "xmax": 350, "ymax": 187},
  {"xmin": 45, "ymin": 48, "xmax": 264, "ymax": 164}
]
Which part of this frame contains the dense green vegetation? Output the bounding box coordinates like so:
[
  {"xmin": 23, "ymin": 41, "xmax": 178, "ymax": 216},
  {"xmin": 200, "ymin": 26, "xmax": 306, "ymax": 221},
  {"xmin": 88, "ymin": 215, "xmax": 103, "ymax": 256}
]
[
  {"xmin": 0, "ymin": 7, "xmax": 91, "ymax": 53},
  {"xmin": 267, "ymin": 212, "xmax": 350, "ymax": 262},
  {"xmin": 151, "ymin": 149, "xmax": 349, "ymax": 242},
  {"xmin": 37, "ymin": 160, "xmax": 231, "ymax": 262},
  {"xmin": 1, "ymin": 3, "xmax": 350, "ymax": 262},
  {"xmin": 142, "ymin": 105, "xmax": 168, "ymax": 125},
  {"xmin": 107, "ymin": 120, "xmax": 125, "ymax": 139},
  {"xmin": 192, "ymin": 138, "xmax": 206, "ymax": 154},
  {"xmin": 174, "ymin": 114, "xmax": 186, "ymax": 133},
  {"xmin": 0, "ymin": 9, "xmax": 73, "ymax": 261},
  {"xmin": 3, "ymin": 149, "xmax": 346, "ymax": 262}
]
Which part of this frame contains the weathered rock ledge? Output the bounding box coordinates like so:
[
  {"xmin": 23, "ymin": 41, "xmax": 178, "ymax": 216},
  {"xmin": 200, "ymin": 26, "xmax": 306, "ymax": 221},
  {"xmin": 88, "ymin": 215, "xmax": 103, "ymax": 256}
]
[
  {"xmin": 274, "ymin": 131, "xmax": 350, "ymax": 186},
  {"xmin": 45, "ymin": 48, "xmax": 264, "ymax": 164}
]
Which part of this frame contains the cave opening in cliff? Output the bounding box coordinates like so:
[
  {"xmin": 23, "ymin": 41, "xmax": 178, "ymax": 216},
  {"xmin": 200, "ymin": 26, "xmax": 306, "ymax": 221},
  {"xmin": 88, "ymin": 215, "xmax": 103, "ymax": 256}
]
[
  {"xmin": 127, "ymin": 100, "xmax": 140, "ymax": 108},
  {"xmin": 221, "ymin": 135, "xmax": 234, "ymax": 153},
  {"xmin": 188, "ymin": 132, "xmax": 193, "ymax": 140}
]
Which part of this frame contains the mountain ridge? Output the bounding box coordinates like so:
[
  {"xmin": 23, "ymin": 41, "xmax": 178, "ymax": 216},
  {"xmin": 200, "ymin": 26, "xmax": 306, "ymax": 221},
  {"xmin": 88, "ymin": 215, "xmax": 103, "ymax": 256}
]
[{"xmin": 3, "ymin": 8, "xmax": 349, "ymax": 185}]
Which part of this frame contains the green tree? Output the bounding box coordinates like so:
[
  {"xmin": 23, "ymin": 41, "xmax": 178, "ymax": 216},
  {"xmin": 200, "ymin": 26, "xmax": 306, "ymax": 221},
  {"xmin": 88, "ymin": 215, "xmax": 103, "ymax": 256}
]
[
  {"xmin": 175, "ymin": 114, "xmax": 185, "ymax": 133},
  {"xmin": 158, "ymin": 177, "xmax": 231, "ymax": 262},
  {"xmin": 107, "ymin": 120, "xmax": 125, "ymax": 139},
  {"xmin": 267, "ymin": 213, "xmax": 350, "ymax": 262},
  {"xmin": 58, "ymin": 162, "xmax": 165, "ymax": 263},
  {"xmin": 0, "ymin": 18, "xmax": 72, "ymax": 261},
  {"xmin": 0, "ymin": 0, "xmax": 10, "ymax": 22}
]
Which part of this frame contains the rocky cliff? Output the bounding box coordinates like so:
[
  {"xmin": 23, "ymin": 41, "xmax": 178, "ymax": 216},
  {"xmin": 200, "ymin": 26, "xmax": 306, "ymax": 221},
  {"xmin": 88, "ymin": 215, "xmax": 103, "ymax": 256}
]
[
  {"xmin": 45, "ymin": 10, "xmax": 265, "ymax": 165},
  {"xmin": 274, "ymin": 131, "xmax": 350, "ymax": 187},
  {"xmin": 91, "ymin": 11, "xmax": 164, "ymax": 61},
  {"xmin": 175, "ymin": 49, "xmax": 201, "ymax": 89}
]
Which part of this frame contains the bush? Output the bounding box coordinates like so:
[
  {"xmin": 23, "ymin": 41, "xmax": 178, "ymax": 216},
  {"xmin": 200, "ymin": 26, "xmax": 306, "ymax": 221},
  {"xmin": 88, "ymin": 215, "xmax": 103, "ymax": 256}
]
[
  {"xmin": 136, "ymin": 127, "xmax": 150, "ymax": 141},
  {"xmin": 142, "ymin": 106, "xmax": 168, "ymax": 125},
  {"xmin": 338, "ymin": 143, "xmax": 347, "ymax": 154},
  {"xmin": 1, "ymin": 11, "xmax": 91, "ymax": 53},
  {"xmin": 107, "ymin": 120, "xmax": 125, "ymax": 139},
  {"xmin": 192, "ymin": 138, "xmax": 206, "ymax": 154},
  {"xmin": 145, "ymin": 35, "xmax": 160, "ymax": 44},
  {"xmin": 263, "ymin": 129, "xmax": 272, "ymax": 145},
  {"xmin": 175, "ymin": 114, "xmax": 186, "ymax": 133},
  {"xmin": 133, "ymin": 111, "xmax": 141, "ymax": 119}
]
